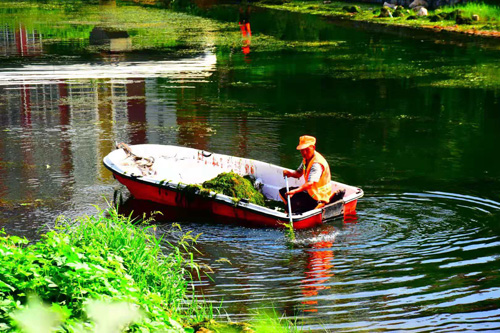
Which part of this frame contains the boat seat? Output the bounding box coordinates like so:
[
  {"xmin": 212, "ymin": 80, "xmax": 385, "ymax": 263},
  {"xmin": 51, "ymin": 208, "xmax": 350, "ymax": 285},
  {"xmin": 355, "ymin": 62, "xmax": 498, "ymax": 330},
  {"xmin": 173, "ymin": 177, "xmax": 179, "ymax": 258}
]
[{"xmin": 314, "ymin": 188, "xmax": 346, "ymax": 210}]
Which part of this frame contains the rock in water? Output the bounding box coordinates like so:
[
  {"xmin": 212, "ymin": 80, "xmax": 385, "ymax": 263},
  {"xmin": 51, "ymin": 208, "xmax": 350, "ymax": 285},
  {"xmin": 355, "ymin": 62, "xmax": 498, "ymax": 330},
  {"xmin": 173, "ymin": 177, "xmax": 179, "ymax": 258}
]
[
  {"xmin": 417, "ymin": 7, "xmax": 428, "ymax": 16},
  {"xmin": 409, "ymin": 0, "xmax": 428, "ymax": 9},
  {"xmin": 383, "ymin": 2, "xmax": 397, "ymax": 9}
]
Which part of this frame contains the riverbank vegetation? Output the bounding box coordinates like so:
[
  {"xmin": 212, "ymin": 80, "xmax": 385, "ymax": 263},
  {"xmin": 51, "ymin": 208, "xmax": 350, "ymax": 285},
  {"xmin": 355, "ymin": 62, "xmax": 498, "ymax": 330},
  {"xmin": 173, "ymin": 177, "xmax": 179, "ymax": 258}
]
[
  {"xmin": 257, "ymin": 0, "xmax": 500, "ymax": 37},
  {"xmin": 0, "ymin": 207, "xmax": 210, "ymax": 331},
  {"xmin": 0, "ymin": 207, "xmax": 298, "ymax": 332}
]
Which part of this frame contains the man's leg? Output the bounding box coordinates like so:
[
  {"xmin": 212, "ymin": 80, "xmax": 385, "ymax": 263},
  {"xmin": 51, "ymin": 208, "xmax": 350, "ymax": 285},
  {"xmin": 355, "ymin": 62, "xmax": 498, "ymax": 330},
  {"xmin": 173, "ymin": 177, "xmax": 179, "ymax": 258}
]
[
  {"xmin": 279, "ymin": 186, "xmax": 297, "ymax": 205},
  {"xmin": 292, "ymin": 191, "xmax": 318, "ymax": 213},
  {"xmin": 279, "ymin": 187, "xmax": 318, "ymax": 214}
]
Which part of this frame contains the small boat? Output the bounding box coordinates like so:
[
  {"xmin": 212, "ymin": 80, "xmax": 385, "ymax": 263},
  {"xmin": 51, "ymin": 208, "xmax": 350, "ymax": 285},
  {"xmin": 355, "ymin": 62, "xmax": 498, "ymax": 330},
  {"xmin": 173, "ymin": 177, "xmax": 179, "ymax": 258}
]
[{"xmin": 103, "ymin": 144, "xmax": 364, "ymax": 229}]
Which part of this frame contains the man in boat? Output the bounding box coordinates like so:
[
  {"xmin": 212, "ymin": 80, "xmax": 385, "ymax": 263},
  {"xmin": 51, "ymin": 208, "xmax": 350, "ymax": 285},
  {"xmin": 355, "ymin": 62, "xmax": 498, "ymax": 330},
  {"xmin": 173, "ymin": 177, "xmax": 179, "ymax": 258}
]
[{"xmin": 280, "ymin": 135, "xmax": 343, "ymax": 213}]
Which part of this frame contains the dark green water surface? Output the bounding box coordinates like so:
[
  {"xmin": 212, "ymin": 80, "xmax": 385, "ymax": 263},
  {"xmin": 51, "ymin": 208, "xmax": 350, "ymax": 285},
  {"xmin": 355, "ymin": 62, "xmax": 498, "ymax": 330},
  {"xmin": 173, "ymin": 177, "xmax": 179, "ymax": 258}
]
[{"xmin": 0, "ymin": 1, "xmax": 499, "ymax": 331}]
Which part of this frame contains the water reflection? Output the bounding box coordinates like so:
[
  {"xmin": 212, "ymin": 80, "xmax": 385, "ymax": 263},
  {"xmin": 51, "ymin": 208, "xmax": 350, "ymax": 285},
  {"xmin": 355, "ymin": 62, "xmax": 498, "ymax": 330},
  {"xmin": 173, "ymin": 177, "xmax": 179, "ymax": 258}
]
[
  {"xmin": 300, "ymin": 229, "xmax": 335, "ymax": 313},
  {"xmin": 126, "ymin": 80, "xmax": 147, "ymax": 144},
  {"xmin": 0, "ymin": 25, "xmax": 42, "ymax": 57},
  {"xmin": 176, "ymin": 92, "xmax": 212, "ymax": 150},
  {"xmin": 0, "ymin": 23, "xmax": 221, "ymax": 232},
  {"xmin": 89, "ymin": 27, "xmax": 132, "ymax": 53},
  {"xmin": 0, "ymin": 51, "xmax": 217, "ymax": 85},
  {"xmin": 238, "ymin": 5, "xmax": 251, "ymax": 58}
]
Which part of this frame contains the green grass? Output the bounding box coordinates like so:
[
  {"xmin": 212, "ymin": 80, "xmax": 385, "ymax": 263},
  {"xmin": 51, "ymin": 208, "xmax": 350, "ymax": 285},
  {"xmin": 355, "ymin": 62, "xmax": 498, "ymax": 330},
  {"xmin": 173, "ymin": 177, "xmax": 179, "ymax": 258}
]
[
  {"xmin": 257, "ymin": 0, "xmax": 500, "ymax": 32},
  {"xmin": 0, "ymin": 206, "xmax": 210, "ymax": 331},
  {"xmin": 454, "ymin": 1, "xmax": 500, "ymax": 21},
  {"xmin": 0, "ymin": 206, "xmax": 301, "ymax": 332}
]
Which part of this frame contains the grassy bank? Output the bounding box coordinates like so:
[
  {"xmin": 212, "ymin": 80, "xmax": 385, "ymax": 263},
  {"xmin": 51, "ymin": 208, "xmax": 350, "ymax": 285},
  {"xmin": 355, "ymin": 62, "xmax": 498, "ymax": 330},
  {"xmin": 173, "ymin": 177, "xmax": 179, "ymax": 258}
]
[
  {"xmin": 0, "ymin": 207, "xmax": 299, "ymax": 332},
  {"xmin": 0, "ymin": 207, "xmax": 210, "ymax": 331},
  {"xmin": 257, "ymin": 0, "xmax": 500, "ymax": 38}
]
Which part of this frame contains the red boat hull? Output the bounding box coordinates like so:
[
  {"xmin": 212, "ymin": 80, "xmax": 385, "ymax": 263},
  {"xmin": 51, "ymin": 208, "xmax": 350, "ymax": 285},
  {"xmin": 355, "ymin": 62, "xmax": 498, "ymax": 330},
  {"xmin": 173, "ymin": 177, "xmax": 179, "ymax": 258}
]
[{"xmin": 113, "ymin": 173, "xmax": 356, "ymax": 229}]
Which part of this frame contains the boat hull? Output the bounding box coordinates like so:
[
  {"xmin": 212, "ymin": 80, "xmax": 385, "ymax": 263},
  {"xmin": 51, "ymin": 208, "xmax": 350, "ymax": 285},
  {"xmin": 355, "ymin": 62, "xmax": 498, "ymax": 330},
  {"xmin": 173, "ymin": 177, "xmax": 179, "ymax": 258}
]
[
  {"xmin": 104, "ymin": 144, "xmax": 363, "ymax": 230},
  {"xmin": 113, "ymin": 173, "xmax": 333, "ymax": 229}
]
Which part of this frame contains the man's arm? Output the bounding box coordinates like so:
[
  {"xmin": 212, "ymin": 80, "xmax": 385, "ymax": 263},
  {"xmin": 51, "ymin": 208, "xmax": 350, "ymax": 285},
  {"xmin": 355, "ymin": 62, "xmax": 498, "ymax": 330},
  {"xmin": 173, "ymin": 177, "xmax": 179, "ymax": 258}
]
[
  {"xmin": 283, "ymin": 169, "xmax": 303, "ymax": 179},
  {"xmin": 283, "ymin": 162, "xmax": 304, "ymax": 179},
  {"xmin": 286, "ymin": 180, "xmax": 314, "ymax": 197},
  {"xmin": 285, "ymin": 163, "xmax": 324, "ymax": 198}
]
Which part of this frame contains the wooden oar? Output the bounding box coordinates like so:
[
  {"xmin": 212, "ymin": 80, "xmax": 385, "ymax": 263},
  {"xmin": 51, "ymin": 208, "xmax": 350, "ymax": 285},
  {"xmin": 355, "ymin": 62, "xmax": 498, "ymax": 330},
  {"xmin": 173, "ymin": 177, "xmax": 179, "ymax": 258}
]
[
  {"xmin": 284, "ymin": 176, "xmax": 296, "ymax": 241},
  {"xmin": 285, "ymin": 176, "xmax": 293, "ymax": 225}
]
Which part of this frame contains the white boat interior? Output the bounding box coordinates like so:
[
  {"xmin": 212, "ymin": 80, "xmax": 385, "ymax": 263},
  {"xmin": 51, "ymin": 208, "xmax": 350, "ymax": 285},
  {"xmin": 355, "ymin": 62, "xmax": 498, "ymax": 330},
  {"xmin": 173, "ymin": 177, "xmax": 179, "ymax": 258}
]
[{"xmin": 104, "ymin": 144, "xmax": 361, "ymax": 204}]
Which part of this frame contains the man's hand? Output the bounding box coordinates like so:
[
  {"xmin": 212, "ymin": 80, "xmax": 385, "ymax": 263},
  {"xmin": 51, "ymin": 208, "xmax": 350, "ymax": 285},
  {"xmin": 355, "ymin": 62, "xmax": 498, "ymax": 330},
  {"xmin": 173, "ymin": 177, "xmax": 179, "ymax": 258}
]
[
  {"xmin": 287, "ymin": 181, "xmax": 315, "ymax": 199},
  {"xmin": 284, "ymin": 169, "xmax": 301, "ymax": 178}
]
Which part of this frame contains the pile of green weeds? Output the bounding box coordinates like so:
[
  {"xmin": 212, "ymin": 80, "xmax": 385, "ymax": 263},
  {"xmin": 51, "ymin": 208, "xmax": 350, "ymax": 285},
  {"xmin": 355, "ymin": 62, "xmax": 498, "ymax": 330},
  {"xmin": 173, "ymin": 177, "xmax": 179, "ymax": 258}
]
[
  {"xmin": 202, "ymin": 172, "xmax": 266, "ymax": 207},
  {"xmin": 181, "ymin": 172, "xmax": 286, "ymax": 211}
]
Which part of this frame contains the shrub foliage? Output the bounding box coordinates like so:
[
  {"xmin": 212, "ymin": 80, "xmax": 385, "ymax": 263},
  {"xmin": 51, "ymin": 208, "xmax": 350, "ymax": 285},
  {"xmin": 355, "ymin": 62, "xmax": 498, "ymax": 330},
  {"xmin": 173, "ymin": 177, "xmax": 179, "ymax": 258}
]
[{"xmin": 0, "ymin": 207, "xmax": 208, "ymax": 331}]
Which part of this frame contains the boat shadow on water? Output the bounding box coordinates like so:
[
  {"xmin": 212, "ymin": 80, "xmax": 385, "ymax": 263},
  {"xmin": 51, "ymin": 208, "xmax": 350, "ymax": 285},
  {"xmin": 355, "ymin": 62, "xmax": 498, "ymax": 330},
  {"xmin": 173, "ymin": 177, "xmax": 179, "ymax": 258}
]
[{"xmin": 117, "ymin": 195, "xmax": 219, "ymax": 224}]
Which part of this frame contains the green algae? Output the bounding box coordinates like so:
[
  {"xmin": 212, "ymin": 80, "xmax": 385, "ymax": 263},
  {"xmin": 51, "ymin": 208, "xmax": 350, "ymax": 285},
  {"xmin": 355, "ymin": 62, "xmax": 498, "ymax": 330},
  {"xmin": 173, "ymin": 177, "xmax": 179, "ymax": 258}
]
[
  {"xmin": 0, "ymin": 0, "xmax": 348, "ymax": 58},
  {"xmin": 202, "ymin": 172, "xmax": 266, "ymax": 206},
  {"xmin": 214, "ymin": 28, "xmax": 344, "ymax": 53},
  {"xmin": 256, "ymin": 0, "xmax": 500, "ymax": 34},
  {"xmin": 0, "ymin": 1, "xmax": 222, "ymax": 53},
  {"xmin": 428, "ymin": 64, "xmax": 500, "ymax": 89}
]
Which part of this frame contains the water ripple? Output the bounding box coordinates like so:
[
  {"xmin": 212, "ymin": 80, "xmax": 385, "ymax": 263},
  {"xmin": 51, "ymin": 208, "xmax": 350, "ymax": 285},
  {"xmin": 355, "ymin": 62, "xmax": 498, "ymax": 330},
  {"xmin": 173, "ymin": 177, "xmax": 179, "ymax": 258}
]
[{"xmin": 183, "ymin": 190, "xmax": 500, "ymax": 331}]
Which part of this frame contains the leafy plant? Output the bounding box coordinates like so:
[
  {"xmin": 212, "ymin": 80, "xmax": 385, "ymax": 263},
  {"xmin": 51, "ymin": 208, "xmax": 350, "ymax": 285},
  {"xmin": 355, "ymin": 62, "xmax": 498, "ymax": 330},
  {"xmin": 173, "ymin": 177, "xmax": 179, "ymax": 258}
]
[{"xmin": 0, "ymin": 206, "xmax": 210, "ymax": 331}]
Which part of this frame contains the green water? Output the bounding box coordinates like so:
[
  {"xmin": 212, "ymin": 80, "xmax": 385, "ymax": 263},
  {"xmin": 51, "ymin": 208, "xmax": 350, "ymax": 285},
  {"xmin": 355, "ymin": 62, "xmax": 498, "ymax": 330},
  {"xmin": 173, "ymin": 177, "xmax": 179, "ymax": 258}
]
[{"xmin": 0, "ymin": 1, "xmax": 499, "ymax": 331}]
